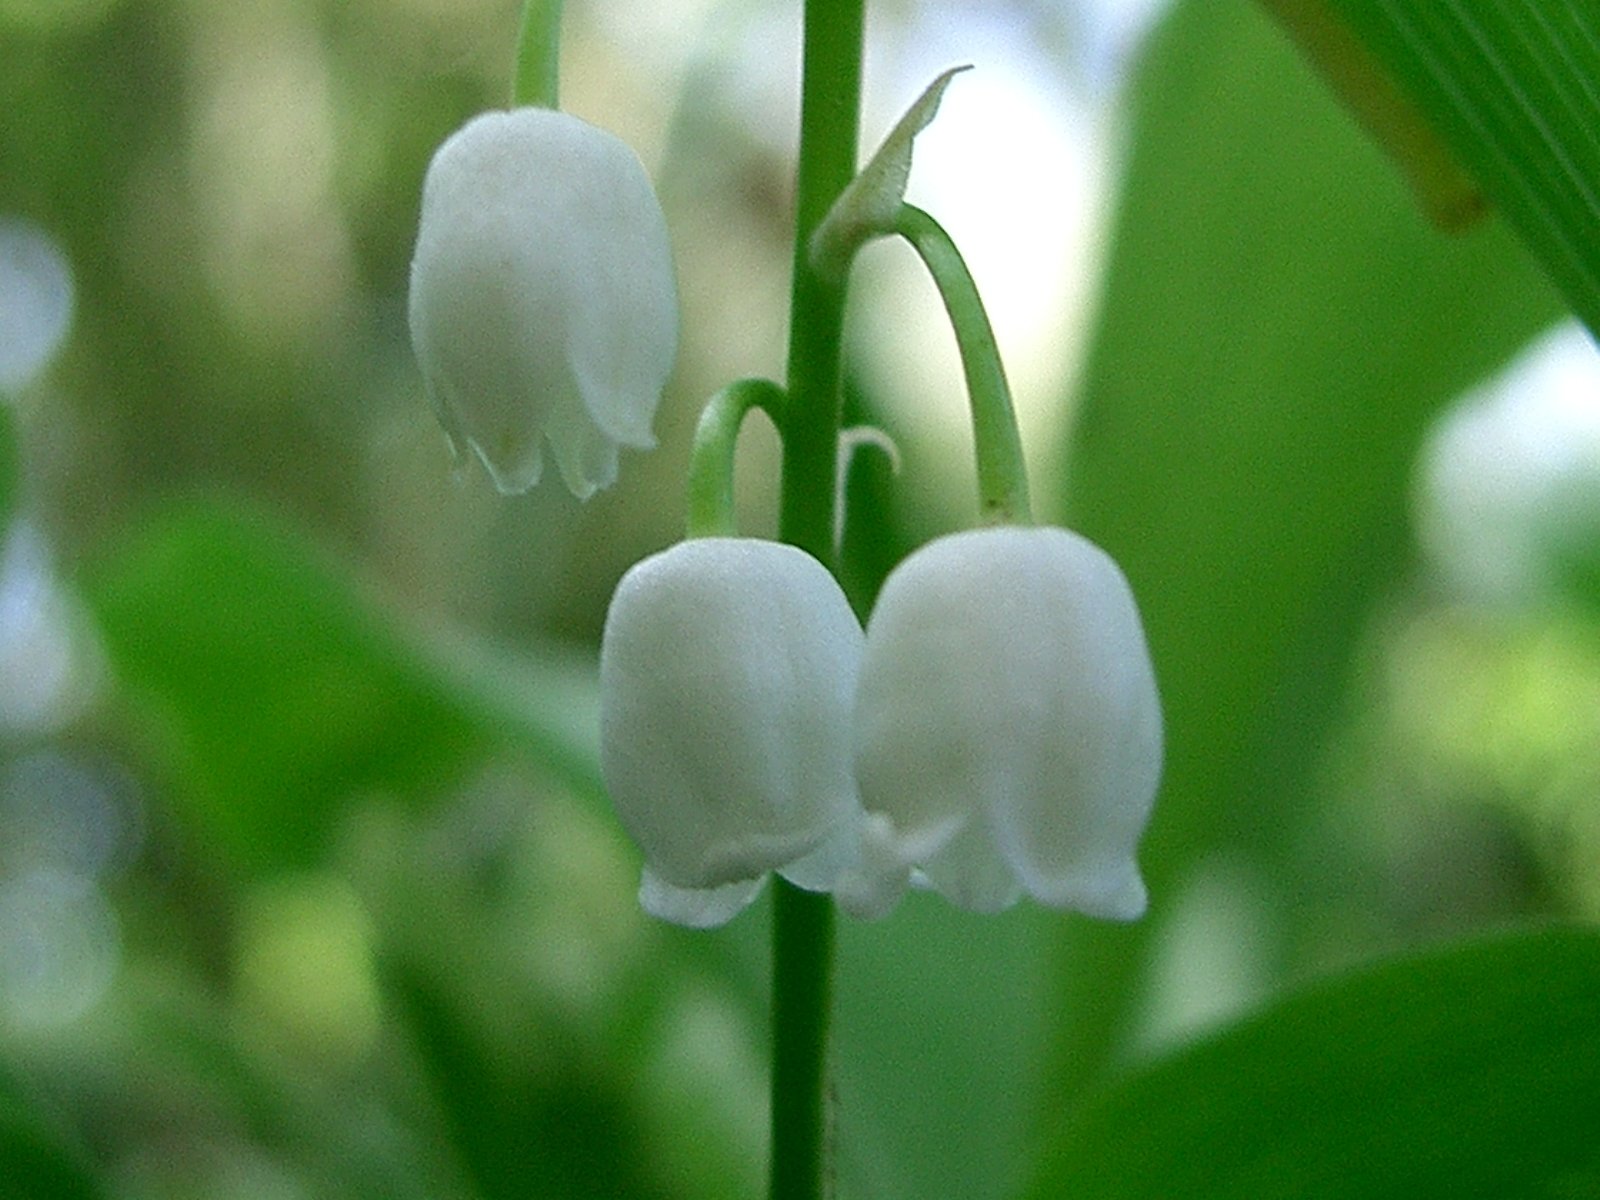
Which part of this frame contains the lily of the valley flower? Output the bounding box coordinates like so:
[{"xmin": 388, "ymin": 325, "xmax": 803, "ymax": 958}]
[
  {"xmin": 599, "ymin": 538, "xmax": 864, "ymax": 928},
  {"xmin": 408, "ymin": 107, "xmax": 677, "ymax": 498},
  {"xmin": 851, "ymin": 526, "xmax": 1162, "ymax": 919},
  {"xmin": 599, "ymin": 526, "xmax": 1162, "ymax": 927}
]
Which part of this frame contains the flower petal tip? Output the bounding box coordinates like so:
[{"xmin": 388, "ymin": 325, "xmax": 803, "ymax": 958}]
[
  {"xmin": 639, "ymin": 869, "xmax": 766, "ymax": 929},
  {"xmin": 1028, "ymin": 864, "xmax": 1148, "ymax": 922}
]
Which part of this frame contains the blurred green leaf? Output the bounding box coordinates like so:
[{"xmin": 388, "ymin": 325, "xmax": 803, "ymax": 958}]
[
  {"xmin": 384, "ymin": 960, "xmax": 669, "ymax": 1200},
  {"xmin": 83, "ymin": 499, "xmax": 484, "ymax": 872},
  {"xmin": 0, "ymin": 1120, "xmax": 101, "ymax": 1200},
  {"xmin": 82, "ymin": 499, "xmax": 601, "ymax": 875},
  {"xmin": 412, "ymin": 620, "xmax": 603, "ymax": 803},
  {"xmin": 0, "ymin": 1068, "xmax": 104, "ymax": 1200},
  {"xmin": 1048, "ymin": 0, "xmax": 1561, "ymax": 1099},
  {"xmin": 0, "ymin": 403, "xmax": 15, "ymax": 527},
  {"xmin": 1028, "ymin": 925, "xmax": 1600, "ymax": 1199},
  {"xmin": 1328, "ymin": 0, "xmax": 1600, "ymax": 338},
  {"xmin": 111, "ymin": 978, "xmax": 461, "ymax": 1200},
  {"xmin": 836, "ymin": 902, "xmax": 1057, "ymax": 1200}
]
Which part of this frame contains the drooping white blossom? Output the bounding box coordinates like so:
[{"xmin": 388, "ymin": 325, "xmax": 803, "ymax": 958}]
[
  {"xmin": 599, "ymin": 538, "xmax": 864, "ymax": 928},
  {"xmin": 851, "ymin": 526, "xmax": 1162, "ymax": 919},
  {"xmin": 408, "ymin": 108, "xmax": 677, "ymax": 498}
]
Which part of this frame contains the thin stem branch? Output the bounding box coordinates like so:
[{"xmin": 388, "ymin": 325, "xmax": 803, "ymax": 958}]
[
  {"xmin": 894, "ymin": 203, "xmax": 1033, "ymax": 523},
  {"xmin": 770, "ymin": 2, "xmax": 865, "ymax": 1199},
  {"xmin": 685, "ymin": 378, "xmax": 787, "ymax": 539}
]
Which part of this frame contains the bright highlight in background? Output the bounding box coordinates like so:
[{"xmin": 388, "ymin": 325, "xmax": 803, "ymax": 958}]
[
  {"xmin": 1418, "ymin": 322, "xmax": 1600, "ymax": 606},
  {"xmin": 0, "ymin": 216, "xmax": 74, "ymax": 393}
]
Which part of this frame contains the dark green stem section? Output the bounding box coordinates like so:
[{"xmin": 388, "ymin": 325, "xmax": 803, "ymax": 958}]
[
  {"xmin": 894, "ymin": 204, "xmax": 1033, "ymax": 523},
  {"xmin": 770, "ymin": 880, "xmax": 837, "ymax": 1200},
  {"xmin": 685, "ymin": 378, "xmax": 787, "ymax": 538},
  {"xmin": 511, "ymin": 0, "xmax": 563, "ymax": 108},
  {"xmin": 0, "ymin": 403, "xmax": 17, "ymax": 528},
  {"xmin": 770, "ymin": 3, "xmax": 863, "ymax": 1200}
]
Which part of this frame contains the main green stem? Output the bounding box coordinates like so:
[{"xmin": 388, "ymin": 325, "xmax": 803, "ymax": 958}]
[
  {"xmin": 771, "ymin": 2, "xmax": 864, "ymax": 1199},
  {"xmin": 511, "ymin": 0, "xmax": 563, "ymax": 108},
  {"xmin": 781, "ymin": 2, "xmax": 863, "ymax": 569}
]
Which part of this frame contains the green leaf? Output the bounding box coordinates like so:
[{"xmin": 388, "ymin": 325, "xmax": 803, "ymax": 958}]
[
  {"xmin": 1028, "ymin": 926, "xmax": 1600, "ymax": 1199},
  {"xmin": 382, "ymin": 959, "xmax": 671, "ymax": 1200},
  {"xmin": 1047, "ymin": 0, "xmax": 1561, "ymax": 1100},
  {"xmin": 1257, "ymin": 0, "xmax": 1485, "ymax": 229},
  {"xmin": 81, "ymin": 498, "xmax": 600, "ymax": 875},
  {"xmin": 0, "ymin": 1068, "xmax": 104, "ymax": 1200},
  {"xmin": 836, "ymin": 902, "xmax": 1058, "ymax": 1200},
  {"xmin": 1326, "ymin": 0, "xmax": 1600, "ymax": 337},
  {"xmin": 115, "ymin": 979, "xmax": 458, "ymax": 1200},
  {"xmin": 0, "ymin": 1120, "xmax": 102, "ymax": 1200}
]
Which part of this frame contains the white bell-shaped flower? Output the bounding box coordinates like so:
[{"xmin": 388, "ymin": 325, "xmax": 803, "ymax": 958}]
[
  {"xmin": 600, "ymin": 538, "xmax": 865, "ymax": 927},
  {"xmin": 851, "ymin": 526, "xmax": 1162, "ymax": 919},
  {"xmin": 408, "ymin": 108, "xmax": 678, "ymax": 498}
]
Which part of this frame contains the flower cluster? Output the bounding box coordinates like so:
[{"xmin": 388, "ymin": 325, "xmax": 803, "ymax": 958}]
[
  {"xmin": 407, "ymin": 94, "xmax": 1163, "ymax": 931},
  {"xmin": 600, "ymin": 525, "xmax": 1163, "ymax": 926}
]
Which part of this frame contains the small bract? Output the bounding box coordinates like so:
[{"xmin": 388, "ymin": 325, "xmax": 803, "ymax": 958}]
[
  {"xmin": 852, "ymin": 526, "xmax": 1162, "ymax": 918},
  {"xmin": 408, "ymin": 108, "xmax": 677, "ymax": 498},
  {"xmin": 600, "ymin": 538, "xmax": 864, "ymax": 927}
]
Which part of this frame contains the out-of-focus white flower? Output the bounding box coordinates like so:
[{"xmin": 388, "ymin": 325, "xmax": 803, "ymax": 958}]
[
  {"xmin": 600, "ymin": 538, "xmax": 864, "ymax": 927},
  {"xmin": 0, "ymin": 216, "xmax": 74, "ymax": 394},
  {"xmin": 408, "ymin": 108, "xmax": 677, "ymax": 498},
  {"xmin": 1417, "ymin": 321, "xmax": 1600, "ymax": 606},
  {"xmin": 850, "ymin": 525, "xmax": 1161, "ymax": 918}
]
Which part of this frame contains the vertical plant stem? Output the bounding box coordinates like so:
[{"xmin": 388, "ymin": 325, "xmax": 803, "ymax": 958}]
[
  {"xmin": 772, "ymin": 3, "xmax": 865, "ymax": 1200},
  {"xmin": 511, "ymin": 0, "xmax": 564, "ymax": 108},
  {"xmin": 781, "ymin": 0, "xmax": 864, "ymax": 570},
  {"xmin": 769, "ymin": 879, "xmax": 838, "ymax": 1200}
]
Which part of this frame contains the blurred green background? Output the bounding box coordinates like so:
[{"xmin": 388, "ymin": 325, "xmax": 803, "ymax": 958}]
[{"xmin": 2, "ymin": 0, "xmax": 1597, "ymax": 1197}]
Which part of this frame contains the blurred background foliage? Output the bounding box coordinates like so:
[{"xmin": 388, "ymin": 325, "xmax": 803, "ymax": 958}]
[{"xmin": 1, "ymin": 0, "xmax": 1598, "ymax": 1197}]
